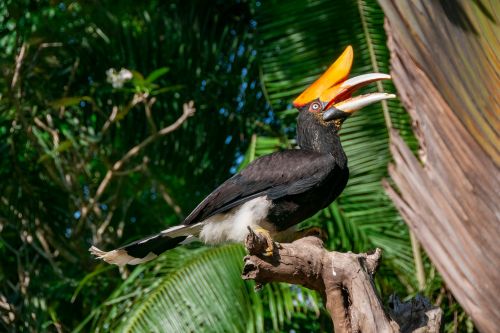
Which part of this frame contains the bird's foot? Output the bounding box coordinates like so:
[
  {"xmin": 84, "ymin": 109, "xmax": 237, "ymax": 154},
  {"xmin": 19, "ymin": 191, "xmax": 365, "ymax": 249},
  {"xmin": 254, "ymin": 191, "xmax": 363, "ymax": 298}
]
[
  {"xmin": 255, "ymin": 227, "xmax": 274, "ymax": 256},
  {"xmin": 250, "ymin": 227, "xmax": 275, "ymax": 257}
]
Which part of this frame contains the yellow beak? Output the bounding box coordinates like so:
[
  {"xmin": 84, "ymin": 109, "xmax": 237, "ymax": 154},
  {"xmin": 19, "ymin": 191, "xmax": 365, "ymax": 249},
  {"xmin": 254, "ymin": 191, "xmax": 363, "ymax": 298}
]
[{"xmin": 293, "ymin": 46, "xmax": 353, "ymax": 107}]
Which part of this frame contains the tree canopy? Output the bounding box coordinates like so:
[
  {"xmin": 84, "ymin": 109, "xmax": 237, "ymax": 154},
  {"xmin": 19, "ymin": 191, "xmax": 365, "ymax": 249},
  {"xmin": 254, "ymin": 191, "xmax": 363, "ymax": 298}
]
[{"xmin": 0, "ymin": 1, "xmax": 477, "ymax": 332}]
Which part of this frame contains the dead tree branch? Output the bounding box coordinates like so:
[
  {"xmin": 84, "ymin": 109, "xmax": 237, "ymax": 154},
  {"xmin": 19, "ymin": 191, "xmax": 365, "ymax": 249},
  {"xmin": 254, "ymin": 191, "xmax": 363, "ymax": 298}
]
[
  {"xmin": 80, "ymin": 100, "xmax": 196, "ymax": 223},
  {"xmin": 243, "ymin": 232, "xmax": 442, "ymax": 333}
]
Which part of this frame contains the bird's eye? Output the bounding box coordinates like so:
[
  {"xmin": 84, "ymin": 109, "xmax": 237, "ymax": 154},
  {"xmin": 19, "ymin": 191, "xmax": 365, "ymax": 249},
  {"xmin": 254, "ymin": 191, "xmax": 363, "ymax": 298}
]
[{"xmin": 310, "ymin": 102, "xmax": 321, "ymax": 112}]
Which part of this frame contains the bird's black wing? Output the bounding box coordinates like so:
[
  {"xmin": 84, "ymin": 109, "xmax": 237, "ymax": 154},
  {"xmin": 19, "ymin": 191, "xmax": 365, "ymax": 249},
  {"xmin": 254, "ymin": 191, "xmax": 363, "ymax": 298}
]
[{"xmin": 183, "ymin": 149, "xmax": 338, "ymax": 225}]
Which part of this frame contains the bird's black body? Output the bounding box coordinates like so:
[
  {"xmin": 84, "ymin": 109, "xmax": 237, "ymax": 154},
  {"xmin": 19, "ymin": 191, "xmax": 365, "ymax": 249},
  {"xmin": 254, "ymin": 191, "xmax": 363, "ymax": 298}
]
[
  {"xmin": 183, "ymin": 110, "xmax": 349, "ymax": 231},
  {"xmin": 90, "ymin": 46, "xmax": 395, "ymax": 266},
  {"xmin": 92, "ymin": 109, "xmax": 350, "ymax": 264}
]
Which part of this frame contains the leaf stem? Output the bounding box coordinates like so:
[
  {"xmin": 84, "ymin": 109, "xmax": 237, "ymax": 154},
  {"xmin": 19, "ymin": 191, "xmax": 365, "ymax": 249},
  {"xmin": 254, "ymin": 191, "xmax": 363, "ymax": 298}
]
[{"xmin": 357, "ymin": 0, "xmax": 392, "ymax": 129}]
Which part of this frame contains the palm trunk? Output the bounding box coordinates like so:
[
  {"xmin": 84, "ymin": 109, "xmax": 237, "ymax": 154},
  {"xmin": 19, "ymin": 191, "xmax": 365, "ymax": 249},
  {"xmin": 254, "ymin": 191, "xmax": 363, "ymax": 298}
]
[{"xmin": 378, "ymin": 1, "xmax": 500, "ymax": 332}]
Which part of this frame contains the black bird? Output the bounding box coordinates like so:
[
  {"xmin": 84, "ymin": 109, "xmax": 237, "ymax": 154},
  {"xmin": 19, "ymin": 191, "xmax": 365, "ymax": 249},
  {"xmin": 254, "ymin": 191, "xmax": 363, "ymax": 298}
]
[{"xmin": 90, "ymin": 46, "xmax": 395, "ymax": 265}]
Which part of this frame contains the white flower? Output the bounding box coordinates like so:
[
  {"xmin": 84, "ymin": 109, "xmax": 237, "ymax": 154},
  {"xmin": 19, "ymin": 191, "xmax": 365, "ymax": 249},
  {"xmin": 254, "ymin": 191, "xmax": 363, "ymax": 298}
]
[
  {"xmin": 119, "ymin": 68, "xmax": 133, "ymax": 81},
  {"xmin": 106, "ymin": 68, "xmax": 133, "ymax": 88}
]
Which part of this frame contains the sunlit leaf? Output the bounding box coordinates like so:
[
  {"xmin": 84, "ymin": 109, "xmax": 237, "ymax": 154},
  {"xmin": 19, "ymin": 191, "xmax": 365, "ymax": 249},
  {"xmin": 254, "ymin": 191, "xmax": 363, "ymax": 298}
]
[{"xmin": 146, "ymin": 67, "xmax": 170, "ymax": 83}]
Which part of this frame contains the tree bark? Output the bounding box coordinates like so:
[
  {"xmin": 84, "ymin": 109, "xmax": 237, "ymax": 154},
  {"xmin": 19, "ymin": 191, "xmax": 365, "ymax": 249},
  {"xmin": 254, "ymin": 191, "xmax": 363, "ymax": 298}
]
[
  {"xmin": 377, "ymin": 2, "xmax": 500, "ymax": 332},
  {"xmin": 242, "ymin": 230, "xmax": 442, "ymax": 333}
]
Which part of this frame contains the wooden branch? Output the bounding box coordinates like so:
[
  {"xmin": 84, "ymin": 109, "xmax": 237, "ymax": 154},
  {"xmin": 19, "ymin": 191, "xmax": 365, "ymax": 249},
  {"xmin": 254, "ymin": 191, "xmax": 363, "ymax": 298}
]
[
  {"xmin": 80, "ymin": 100, "xmax": 195, "ymax": 223},
  {"xmin": 11, "ymin": 43, "xmax": 27, "ymax": 90},
  {"xmin": 243, "ymin": 231, "xmax": 442, "ymax": 333},
  {"xmin": 100, "ymin": 105, "xmax": 118, "ymax": 135},
  {"xmin": 144, "ymin": 96, "xmax": 158, "ymax": 133}
]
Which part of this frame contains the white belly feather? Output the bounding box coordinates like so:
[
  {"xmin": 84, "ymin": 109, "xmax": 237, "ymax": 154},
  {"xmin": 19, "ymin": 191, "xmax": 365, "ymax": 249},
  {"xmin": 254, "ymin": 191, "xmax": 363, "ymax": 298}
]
[{"xmin": 199, "ymin": 196, "xmax": 273, "ymax": 244}]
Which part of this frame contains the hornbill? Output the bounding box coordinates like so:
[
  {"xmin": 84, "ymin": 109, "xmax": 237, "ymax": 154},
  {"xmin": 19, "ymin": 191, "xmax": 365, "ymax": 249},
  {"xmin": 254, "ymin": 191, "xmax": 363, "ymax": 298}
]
[{"xmin": 90, "ymin": 46, "xmax": 395, "ymax": 265}]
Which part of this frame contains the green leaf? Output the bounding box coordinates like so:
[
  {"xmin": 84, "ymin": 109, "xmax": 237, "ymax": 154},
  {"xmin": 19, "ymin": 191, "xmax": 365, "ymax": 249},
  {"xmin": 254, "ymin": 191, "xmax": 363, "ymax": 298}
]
[
  {"xmin": 146, "ymin": 67, "xmax": 170, "ymax": 83},
  {"xmin": 49, "ymin": 96, "xmax": 93, "ymax": 108},
  {"xmin": 71, "ymin": 266, "xmax": 114, "ymax": 303},
  {"xmin": 130, "ymin": 70, "xmax": 145, "ymax": 82},
  {"xmin": 150, "ymin": 84, "xmax": 184, "ymax": 95},
  {"xmin": 55, "ymin": 140, "xmax": 73, "ymax": 153}
]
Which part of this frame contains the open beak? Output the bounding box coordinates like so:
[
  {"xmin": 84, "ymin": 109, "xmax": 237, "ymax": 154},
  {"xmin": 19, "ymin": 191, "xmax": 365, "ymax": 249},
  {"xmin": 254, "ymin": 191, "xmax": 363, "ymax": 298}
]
[
  {"xmin": 292, "ymin": 46, "xmax": 396, "ymax": 120},
  {"xmin": 321, "ymin": 73, "xmax": 395, "ymax": 121}
]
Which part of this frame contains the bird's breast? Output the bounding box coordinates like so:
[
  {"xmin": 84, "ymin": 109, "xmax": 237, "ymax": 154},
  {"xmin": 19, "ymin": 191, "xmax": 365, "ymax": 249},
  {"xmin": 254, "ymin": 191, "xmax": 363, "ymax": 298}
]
[{"xmin": 198, "ymin": 196, "xmax": 274, "ymax": 244}]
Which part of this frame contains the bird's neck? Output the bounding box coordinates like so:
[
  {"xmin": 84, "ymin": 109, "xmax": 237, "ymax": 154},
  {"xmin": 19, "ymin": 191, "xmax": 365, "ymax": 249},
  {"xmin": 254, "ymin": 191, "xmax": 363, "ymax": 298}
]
[{"xmin": 296, "ymin": 112, "xmax": 347, "ymax": 166}]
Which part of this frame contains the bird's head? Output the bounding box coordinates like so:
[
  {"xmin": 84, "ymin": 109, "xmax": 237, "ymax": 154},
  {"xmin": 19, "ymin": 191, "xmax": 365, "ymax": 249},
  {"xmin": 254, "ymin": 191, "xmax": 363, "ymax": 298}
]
[{"xmin": 293, "ymin": 46, "xmax": 395, "ymax": 131}]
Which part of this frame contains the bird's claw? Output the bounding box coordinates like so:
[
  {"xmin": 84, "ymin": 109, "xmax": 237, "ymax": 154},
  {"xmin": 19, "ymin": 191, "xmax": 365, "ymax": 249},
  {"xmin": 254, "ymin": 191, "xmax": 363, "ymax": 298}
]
[{"xmin": 254, "ymin": 227, "xmax": 275, "ymax": 257}]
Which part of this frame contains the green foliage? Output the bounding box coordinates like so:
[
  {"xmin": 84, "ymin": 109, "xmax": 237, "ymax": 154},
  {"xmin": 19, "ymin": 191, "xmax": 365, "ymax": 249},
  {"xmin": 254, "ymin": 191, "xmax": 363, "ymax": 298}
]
[
  {"xmin": 78, "ymin": 244, "xmax": 319, "ymax": 333},
  {"xmin": 0, "ymin": 0, "xmax": 269, "ymax": 331}
]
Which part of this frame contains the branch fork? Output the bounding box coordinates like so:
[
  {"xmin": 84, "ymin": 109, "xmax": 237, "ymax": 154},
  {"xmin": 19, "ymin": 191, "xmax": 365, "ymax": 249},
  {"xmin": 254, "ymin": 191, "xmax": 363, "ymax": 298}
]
[{"xmin": 81, "ymin": 100, "xmax": 195, "ymax": 225}]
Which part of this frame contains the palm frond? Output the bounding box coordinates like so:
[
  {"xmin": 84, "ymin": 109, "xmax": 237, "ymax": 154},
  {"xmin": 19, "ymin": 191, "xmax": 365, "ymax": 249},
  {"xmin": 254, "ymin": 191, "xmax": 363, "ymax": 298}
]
[{"xmin": 83, "ymin": 245, "xmax": 316, "ymax": 333}]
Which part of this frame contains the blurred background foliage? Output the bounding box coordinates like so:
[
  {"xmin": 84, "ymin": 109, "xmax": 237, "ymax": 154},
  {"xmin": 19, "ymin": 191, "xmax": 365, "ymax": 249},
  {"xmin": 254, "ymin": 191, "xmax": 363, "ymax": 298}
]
[{"xmin": 0, "ymin": 0, "xmax": 474, "ymax": 332}]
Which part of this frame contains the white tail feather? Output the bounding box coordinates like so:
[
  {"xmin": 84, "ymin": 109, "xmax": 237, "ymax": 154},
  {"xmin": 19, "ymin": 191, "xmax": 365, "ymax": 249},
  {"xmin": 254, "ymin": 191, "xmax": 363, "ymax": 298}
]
[
  {"xmin": 89, "ymin": 223, "xmax": 203, "ymax": 266},
  {"xmin": 89, "ymin": 246, "xmax": 157, "ymax": 266}
]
